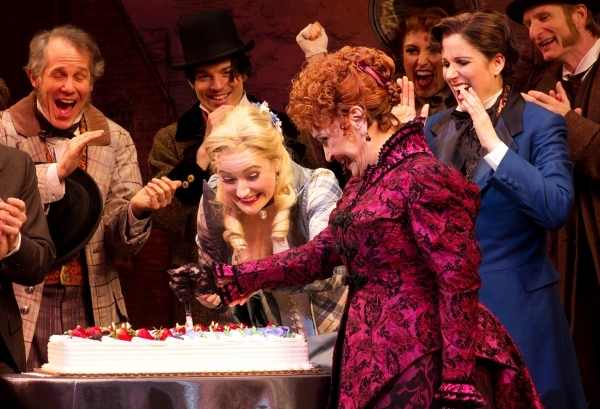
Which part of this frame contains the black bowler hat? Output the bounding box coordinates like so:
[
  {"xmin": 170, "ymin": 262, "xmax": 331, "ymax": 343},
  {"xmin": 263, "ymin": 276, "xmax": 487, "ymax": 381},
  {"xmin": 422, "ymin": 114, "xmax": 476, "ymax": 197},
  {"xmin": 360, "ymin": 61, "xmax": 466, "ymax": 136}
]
[
  {"xmin": 172, "ymin": 10, "xmax": 255, "ymax": 70},
  {"xmin": 45, "ymin": 168, "xmax": 103, "ymax": 268},
  {"xmin": 506, "ymin": 0, "xmax": 600, "ymax": 24}
]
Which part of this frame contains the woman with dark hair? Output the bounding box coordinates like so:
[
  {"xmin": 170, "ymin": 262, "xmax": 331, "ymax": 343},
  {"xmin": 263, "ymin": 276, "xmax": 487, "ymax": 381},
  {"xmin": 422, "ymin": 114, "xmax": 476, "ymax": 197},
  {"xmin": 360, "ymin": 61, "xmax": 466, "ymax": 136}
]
[
  {"xmin": 297, "ymin": 7, "xmax": 454, "ymax": 115},
  {"xmin": 172, "ymin": 45, "xmax": 544, "ymax": 408},
  {"xmin": 423, "ymin": 10, "xmax": 586, "ymax": 409},
  {"xmin": 396, "ymin": 7, "xmax": 455, "ymax": 114}
]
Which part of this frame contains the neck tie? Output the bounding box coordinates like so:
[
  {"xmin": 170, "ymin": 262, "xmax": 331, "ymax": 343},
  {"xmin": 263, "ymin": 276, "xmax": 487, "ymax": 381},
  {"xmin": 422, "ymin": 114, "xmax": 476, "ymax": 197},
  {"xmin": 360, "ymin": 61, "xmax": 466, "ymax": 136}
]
[
  {"xmin": 562, "ymin": 68, "xmax": 589, "ymax": 102},
  {"xmin": 36, "ymin": 109, "xmax": 80, "ymax": 139}
]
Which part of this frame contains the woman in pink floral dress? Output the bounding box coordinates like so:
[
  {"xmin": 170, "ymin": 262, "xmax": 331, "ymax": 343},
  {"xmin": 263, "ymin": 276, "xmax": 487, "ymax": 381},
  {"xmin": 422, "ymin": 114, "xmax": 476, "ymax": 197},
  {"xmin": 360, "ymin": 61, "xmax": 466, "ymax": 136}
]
[{"xmin": 171, "ymin": 46, "xmax": 544, "ymax": 409}]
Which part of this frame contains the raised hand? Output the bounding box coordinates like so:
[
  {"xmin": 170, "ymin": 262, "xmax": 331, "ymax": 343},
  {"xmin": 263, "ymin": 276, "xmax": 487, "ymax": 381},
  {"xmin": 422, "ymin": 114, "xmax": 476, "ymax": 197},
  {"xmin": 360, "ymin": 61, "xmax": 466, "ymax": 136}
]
[
  {"xmin": 391, "ymin": 76, "xmax": 429, "ymax": 124},
  {"xmin": 460, "ymin": 87, "xmax": 501, "ymax": 152},
  {"xmin": 56, "ymin": 130, "xmax": 105, "ymax": 180},
  {"xmin": 296, "ymin": 21, "xmax": 328, "ymax": 61}
]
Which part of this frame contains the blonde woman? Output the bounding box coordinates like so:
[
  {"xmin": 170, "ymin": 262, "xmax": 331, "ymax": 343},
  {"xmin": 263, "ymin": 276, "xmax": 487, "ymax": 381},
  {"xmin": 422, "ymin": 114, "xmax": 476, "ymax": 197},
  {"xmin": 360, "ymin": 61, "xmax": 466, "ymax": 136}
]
[{"xmin": 170, "ymin": 103, "xmax": 346, "ymax": 366}]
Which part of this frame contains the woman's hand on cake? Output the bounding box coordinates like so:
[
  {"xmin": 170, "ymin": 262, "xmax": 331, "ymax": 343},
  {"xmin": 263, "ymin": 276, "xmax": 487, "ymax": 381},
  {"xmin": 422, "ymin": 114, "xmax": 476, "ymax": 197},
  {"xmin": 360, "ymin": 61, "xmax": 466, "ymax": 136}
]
[
  {"xmin": 168, "ymin": 263, "xmax": 221, "ymax": 304},
  {"xmin": 197, "ymin": 294, "xmax": 230, "ymax": 313},
  {"xmin": 167, "ymin": 265, "xmax": 193, "ymax": 303}
]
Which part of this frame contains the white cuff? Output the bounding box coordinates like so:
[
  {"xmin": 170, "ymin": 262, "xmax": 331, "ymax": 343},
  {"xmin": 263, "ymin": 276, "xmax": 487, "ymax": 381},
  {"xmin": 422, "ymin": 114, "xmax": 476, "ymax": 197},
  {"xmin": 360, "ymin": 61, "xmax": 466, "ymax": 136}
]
[
  {"xmin": 484, "ymin": 142, "xmax": 509, "ymax": 171},
  {"xmin": 44, "ymin": 163, "xmax": 65, "ymax": 204}
]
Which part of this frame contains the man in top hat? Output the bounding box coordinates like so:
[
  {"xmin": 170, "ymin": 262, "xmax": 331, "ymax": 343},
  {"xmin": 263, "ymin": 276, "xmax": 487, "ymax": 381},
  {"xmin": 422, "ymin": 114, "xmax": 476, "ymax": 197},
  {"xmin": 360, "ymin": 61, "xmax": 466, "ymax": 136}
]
[
  {"xmin": 507, "ymin": 0, "xmax": 600, "ymax": 406},
  {"xmin": 0, "ymin": 24, "xmax": 180, "ymax": 371},
  {"xmin": 148, "ymin": 10, "xmax": 319, "ymax": 325}
]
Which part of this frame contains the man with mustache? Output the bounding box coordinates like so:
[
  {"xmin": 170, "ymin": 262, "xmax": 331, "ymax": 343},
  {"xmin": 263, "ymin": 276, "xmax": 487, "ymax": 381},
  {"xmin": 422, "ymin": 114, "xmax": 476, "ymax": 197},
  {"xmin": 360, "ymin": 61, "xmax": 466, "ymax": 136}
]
[
  {"xmin": 0, "ymin": 25, "xmax": 180, "ymax": 370},
  {"xmin": 506, "ymin": 0, "xmax": 600, "ymax": 406}
]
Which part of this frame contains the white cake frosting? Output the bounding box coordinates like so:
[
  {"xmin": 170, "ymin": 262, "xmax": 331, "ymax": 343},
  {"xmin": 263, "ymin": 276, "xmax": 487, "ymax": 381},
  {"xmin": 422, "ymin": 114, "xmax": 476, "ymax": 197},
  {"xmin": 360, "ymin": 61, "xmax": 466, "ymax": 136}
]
[{"xmin": 42, "ymin": 325, "xmax": 311, "ymax": 374}]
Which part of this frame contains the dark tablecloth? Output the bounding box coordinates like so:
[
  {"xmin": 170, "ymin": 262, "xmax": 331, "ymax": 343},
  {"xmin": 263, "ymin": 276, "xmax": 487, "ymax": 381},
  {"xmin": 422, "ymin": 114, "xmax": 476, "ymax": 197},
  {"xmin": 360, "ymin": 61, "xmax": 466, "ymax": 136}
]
[{"xmin": 0, "ymin": 372, "xmax": 331, "ymax": 409}]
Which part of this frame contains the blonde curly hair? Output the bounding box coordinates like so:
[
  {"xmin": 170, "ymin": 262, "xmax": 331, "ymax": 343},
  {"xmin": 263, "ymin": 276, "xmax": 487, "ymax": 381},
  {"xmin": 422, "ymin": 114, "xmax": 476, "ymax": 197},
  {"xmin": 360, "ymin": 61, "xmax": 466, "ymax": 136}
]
[{"xmin": 203, "ymin": 104, "xmax": 297, "ymax": 257}]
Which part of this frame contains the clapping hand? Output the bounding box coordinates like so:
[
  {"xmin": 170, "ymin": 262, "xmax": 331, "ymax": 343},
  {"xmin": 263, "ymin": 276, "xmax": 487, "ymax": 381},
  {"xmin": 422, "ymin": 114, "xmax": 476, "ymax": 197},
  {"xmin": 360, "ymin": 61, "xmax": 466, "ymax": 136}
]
[
  {"xmin": 0, "ymin": 198, "xmax": 27, "ymax": 260},
  {"xmin": 56, "ymin": 130, "xmax": 105, "ymax": 180},
  {"xmin": 131, "ymin": 176, "xmax": 181, "ymax": 218}
]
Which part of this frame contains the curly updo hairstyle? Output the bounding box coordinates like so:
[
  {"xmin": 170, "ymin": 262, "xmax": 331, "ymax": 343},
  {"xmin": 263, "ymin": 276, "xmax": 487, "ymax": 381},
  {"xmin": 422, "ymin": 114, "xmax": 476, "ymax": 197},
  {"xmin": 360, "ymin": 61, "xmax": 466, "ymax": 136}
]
[
  {"xmin": 203, "ymin": 104, "xmax": 296, "ymax": 259},
  {"xmin": 287, "ymin": 46, "xmax": 401, "ymax": 133}
]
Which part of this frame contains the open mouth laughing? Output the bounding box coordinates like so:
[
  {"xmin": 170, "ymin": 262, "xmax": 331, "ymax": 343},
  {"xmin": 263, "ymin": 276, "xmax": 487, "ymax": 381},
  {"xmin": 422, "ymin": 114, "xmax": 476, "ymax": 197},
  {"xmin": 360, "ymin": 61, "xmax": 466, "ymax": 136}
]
[
  {"xmin": 453, "ymin": 84, "xmax": 471, "ymax": 96},
  {"xmin": 415, "ymin": 70, "xmax": 435, "ymax": 89},
  {"xmin": 55, "ymin": 99, "xmax": 77, "ymax": 116},
  {"xmin": 537, "ymin": 37, "xmax": 555, "ymax": 51}
]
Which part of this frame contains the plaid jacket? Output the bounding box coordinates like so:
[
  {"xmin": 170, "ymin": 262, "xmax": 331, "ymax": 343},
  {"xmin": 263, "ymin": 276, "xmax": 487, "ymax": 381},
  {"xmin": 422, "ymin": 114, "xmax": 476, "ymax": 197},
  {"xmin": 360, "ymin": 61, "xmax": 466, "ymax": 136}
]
[{"xmin": 0, "ymin": 93, "xmax": 150, "ymax": 358}]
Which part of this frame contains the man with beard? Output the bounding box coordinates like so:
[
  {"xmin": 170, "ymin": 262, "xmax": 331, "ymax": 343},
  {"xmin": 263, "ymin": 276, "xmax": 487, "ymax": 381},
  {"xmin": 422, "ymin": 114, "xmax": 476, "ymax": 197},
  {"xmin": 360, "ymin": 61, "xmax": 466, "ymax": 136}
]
[
  {"xmin": 0, "ymin": 25, "xmax": 180, "ymax": 370},
  {"xmin": 506, "ymin": 1, "xmax": 600, "ymax": 406}
]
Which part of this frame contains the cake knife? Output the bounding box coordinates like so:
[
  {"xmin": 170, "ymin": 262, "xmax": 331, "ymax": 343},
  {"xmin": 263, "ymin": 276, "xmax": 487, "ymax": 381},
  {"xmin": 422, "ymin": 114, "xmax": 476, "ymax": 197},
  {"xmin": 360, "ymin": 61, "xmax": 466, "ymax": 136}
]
[{"xmin": 185, "ymin": 298, "xmax": 194, "ymax": 331}]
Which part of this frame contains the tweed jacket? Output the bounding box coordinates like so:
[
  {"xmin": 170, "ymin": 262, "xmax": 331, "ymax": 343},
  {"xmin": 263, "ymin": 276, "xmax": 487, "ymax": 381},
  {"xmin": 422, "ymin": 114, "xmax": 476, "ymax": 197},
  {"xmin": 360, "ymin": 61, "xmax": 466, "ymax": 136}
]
[
  {"xmin": 535, "ymin": 59, "xmax": 600, "ymax": 322},
  {"xmin": 215, "ymin": 120, "xmax": 543, "ymax": 409},
  {"xmin": 0, "ymin": 93, "xmax": 150, "ymax": 357},
  {"xmin": 0, "ymin": 144, "xmax": 55, "ymax": 372},
  {"xmin": 198, "ymin": 162, "xmax": 347, "ymax": 335},
  {"xmin": 426, "ymin": 88, "xmax": 586, "ymax": 409}
]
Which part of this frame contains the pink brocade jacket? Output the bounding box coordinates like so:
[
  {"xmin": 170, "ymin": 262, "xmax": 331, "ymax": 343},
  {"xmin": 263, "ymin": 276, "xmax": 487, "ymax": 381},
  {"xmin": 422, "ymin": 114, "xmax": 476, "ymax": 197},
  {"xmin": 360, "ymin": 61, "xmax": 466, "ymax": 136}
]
[{"xmin": 216, "ymin": 120, "xmax": 542, "ymax": 409}]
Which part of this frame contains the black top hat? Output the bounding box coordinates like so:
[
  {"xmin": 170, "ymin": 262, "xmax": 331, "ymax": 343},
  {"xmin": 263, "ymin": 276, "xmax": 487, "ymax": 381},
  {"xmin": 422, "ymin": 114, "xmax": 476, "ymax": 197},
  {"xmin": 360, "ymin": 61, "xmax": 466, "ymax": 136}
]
[
  {"xmin": 172, "ymin": 10, "xmax": 255, "ymax": 70},
  {"xmin": 506, "ymin": 0, "xmax": 600, "ymax": 24},
  {"xmin": 45, "ymin": 167, "xmax": 103, "ymax": 268}
]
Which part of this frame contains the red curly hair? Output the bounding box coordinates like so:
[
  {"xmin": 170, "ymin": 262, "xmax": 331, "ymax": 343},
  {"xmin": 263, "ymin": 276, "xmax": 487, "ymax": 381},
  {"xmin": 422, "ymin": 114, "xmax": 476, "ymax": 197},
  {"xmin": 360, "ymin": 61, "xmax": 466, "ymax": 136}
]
[{"xmin": 287, "ymin": 46, "xmax": 400, "ymax": 133}]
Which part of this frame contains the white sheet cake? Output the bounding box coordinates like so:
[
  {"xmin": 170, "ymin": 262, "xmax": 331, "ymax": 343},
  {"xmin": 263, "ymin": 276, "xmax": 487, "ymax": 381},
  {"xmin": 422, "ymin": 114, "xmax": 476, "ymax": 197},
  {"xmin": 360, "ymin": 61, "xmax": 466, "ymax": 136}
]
[{"xmin": 41, "ymin": 324, "xmax": 311, "ymax": 374}]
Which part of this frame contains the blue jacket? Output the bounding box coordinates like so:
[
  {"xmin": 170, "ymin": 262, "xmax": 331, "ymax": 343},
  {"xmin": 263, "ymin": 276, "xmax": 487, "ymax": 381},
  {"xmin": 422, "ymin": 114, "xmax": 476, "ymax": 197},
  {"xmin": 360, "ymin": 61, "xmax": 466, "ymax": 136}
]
[{"xmin": 424, "ymin": 88, "xmax": 586, "ymax": 409}]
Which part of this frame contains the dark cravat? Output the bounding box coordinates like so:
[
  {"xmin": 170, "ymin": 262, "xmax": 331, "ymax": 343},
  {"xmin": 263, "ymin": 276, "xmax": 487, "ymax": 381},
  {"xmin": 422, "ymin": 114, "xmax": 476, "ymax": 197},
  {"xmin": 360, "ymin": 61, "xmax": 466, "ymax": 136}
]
[{"xmin": 36, "ymin": 109, "xmax": 80, "ymax": 139}]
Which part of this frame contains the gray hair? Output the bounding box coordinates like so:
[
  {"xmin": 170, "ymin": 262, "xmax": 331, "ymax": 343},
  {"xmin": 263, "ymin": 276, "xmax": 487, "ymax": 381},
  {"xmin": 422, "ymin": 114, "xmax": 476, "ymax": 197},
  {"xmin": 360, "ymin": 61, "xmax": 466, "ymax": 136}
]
[{"xmin": 25, "ymin": 25, "xmax": 105, "ymax": 84}]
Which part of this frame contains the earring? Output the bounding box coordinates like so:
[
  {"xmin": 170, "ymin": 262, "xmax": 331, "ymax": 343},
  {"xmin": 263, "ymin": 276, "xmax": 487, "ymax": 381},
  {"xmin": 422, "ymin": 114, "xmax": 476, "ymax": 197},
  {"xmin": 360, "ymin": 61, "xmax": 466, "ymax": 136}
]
[
  {"xmin": 365, "ymin": 133, "xmax": 372, "ymax": 142},
  {"xmin": 275, "ymin": 172, "xmax": 279, "ymax": 185}
]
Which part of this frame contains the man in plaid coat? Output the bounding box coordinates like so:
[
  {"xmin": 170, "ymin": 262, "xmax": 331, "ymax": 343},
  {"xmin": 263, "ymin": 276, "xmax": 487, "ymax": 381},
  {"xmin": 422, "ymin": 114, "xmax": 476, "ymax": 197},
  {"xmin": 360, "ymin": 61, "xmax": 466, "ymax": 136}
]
[{"xmin": 0, "ymin": 25, "xmax": 180, "ymax": 371}]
